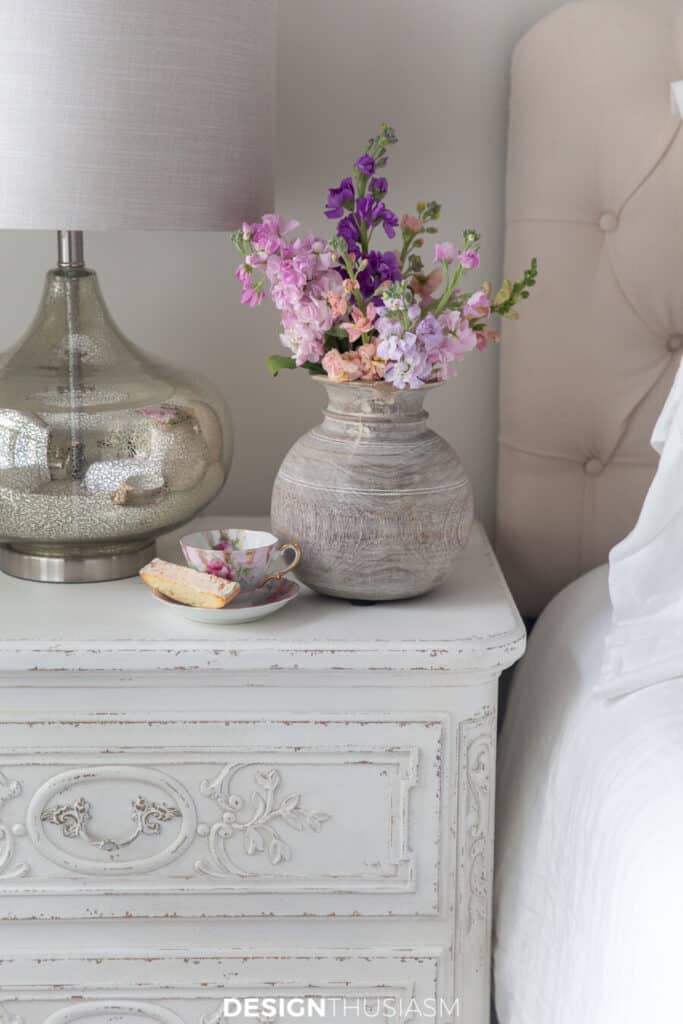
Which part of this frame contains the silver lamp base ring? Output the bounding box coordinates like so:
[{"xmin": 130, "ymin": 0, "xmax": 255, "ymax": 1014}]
[{"xmin": 0, "ymin": 542, "xmax": 156, "ymax": 583}]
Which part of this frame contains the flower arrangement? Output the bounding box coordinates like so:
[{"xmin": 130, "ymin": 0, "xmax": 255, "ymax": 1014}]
[{"xmin": 232, "ymin": 124, "xmax": 537, "ymax": 389}]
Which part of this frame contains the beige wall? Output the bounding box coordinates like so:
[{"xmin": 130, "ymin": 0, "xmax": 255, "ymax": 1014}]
[{"xmin": 0, "ymin": 0, "xmax": 564, "ymax": 531}]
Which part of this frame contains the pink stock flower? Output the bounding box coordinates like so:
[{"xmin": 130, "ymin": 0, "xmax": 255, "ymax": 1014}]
[
  {"xmin": 234, "ymin": 265, "xmax": 264, "ymax": 307},
  {"xmin": 452, "ymin": 322, "xmax": 479, "ymax": 358},
  {"xmin": 463, "ymin": 289, "xmax": 491, "ymax": 321},
  {"xmin": 475, "ymin": 327, "xmax": 500, "ymax": 351},
  {"xmin": 280, "ymin": 311, "xmax": 327, "ymax": 366},
  {"xmin": 248, "ymin": 214, "xmax": 299, "ymax": 256},
  {"xmin": 322, "ymin": 349, "xmax": 363, "ymax": 383},
  {"xmin": 438, "ymin": 309, "xmax": 462, "ymax": 333},
  {"xmin": 434, "ymin": 242, "xmax": 457, "ymax": 265},
  {"xmin": 313, "ymin": 269, "xmax": 344, "ymax": 298},
  {"xmin": 458, "ymin": 248, "xmax": 481, "ymax": 270},
  {"xmin": 240, "ymin": 216, "xmax": 346, "ymax": 366},
  {"xmin": 401, "ymin": 214, "xmax": 423, "ymax": 233},
  {"xmin": 340, "ymin": 303, "xmax": 378, "ymax": 343}
]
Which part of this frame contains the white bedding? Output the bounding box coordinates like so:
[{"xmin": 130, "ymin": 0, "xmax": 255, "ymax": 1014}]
[{"xmin": 494, "ymin": 565, "xmax": 683, "ymax": 1024}]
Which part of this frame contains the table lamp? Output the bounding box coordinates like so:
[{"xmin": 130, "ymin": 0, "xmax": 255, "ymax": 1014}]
[{"xmin": 0, "ymin": 0, "xmax": 274, "ymax": 582}]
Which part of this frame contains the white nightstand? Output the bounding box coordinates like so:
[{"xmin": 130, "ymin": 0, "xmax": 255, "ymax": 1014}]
[{"xmin": 0, "ymin": 518, "xmax": 524, "ymax": 1024}]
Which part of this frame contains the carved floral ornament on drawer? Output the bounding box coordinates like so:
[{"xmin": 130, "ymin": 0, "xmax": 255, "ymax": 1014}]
[
  {"xmin": 196, "ymin": 763, "xmax": 331, "ymax": 875},
  {"xmin": 0, "ymin": 1006, "xmax": 22, "ymax": 1024},
  {"xmin": 0, "ymin": 770, "xmax": 29, "ymax": 879}
]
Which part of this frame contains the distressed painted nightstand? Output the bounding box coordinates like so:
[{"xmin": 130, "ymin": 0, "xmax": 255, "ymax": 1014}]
[{"xmin": 0, "ymin": 518, "xmax": 524, "ymax": 1024}]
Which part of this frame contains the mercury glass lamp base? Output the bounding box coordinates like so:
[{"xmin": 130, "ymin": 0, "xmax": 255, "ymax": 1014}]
[{"xmin": 0, "ymin": 541, "xmax": 156, "ymax": 583}]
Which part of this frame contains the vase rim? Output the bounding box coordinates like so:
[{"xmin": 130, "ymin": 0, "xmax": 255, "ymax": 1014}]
[{"xmin": 313, "ymin": 377, "xmax": 444, "ymax": 393}]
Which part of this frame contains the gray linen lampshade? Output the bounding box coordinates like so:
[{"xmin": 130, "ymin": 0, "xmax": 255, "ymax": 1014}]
[
  {"xmin": 0, "ymin": 0, "xmax": 275, "ymax": 230},
  {"xmin": 0, "ymin": 0, "xmax": 275, "ymax": 584}
]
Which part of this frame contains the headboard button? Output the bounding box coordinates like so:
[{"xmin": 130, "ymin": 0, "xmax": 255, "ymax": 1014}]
[
  {"xmin": 584, "ymin": 457, "xmax": 604, "ymax": 477},
  {"xmin": 667, "ymin": 334, "xmax": 683, "ymax": 353},
  {"xmin": 599, "ymin": 211, "xmax": 619, "ymax": 233}
]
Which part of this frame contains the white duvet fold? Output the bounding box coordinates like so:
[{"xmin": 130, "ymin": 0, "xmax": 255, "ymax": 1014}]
[{"xmin": 495, "ymin": 566, "xmax": 683, "ymax": 1024}]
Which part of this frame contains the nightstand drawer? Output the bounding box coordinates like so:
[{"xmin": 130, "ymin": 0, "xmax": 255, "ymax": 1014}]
[
  {"xmin": 0, "ymin": 714, "xmax": 444, "ymax": 920},
  {"xmin": 0, "ymin": 949, "xmax": 443, "ymax": 1024}
]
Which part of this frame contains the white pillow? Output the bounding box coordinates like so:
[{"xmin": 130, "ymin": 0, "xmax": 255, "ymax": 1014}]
[{"xmin": 598, "ymin": 359, "xmax": 683, "ymax": 698}]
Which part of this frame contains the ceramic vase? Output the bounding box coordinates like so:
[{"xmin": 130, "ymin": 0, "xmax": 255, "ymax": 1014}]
[{"xmin": 270, "ymin": 380, "xmax": 474, "ymax": 601}]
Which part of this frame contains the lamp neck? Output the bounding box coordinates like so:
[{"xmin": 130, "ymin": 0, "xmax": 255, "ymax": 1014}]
[{"xmin": 57, "ymin": 230, "xmax": 85, "ymax": 269}]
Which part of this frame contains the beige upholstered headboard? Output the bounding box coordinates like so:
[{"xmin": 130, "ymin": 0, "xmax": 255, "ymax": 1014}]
[{"xmin": 496, "ymin": 0, "xmax": 683, "ymax": 618}]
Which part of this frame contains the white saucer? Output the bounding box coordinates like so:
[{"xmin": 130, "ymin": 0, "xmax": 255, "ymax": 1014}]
[{"xmin": 150, "ymin": 577, "xmax": 300, "ymax": 624}]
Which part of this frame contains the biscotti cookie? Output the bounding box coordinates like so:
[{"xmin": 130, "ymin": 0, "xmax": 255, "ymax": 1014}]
[{"xmin": 139, "ymin": 558, "xmax": 240, "ymax": 609}]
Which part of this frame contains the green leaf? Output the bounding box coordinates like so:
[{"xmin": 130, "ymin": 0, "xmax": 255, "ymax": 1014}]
[
  {"xmin": 266, "ymin": 355, "xmax": 325, "ymax": 378},
  {"xmin": 325, "ymin": 325, "xmax": 350, "ymax": 342},
  {"xmin": 324, "ymin": 326, "xmax": 350, "ymax": 353},
  {"xmin": 266, "ymin": 355, "xmax": 297, "ymax": 377}
]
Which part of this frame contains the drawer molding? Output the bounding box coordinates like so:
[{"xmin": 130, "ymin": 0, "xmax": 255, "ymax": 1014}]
[
  {"xmin": 44, "ymin": 1005, "xmax": 185, "ymax": 1024},
  {"xmin": 0, "ymin": 950, "xmax": 439, "ymax": 1024},
  {"xmin": 458, "ymin": 709, "xmax": 495, "ymax": 938},
  {"xmin": 197, "ymin": 762, "xmax": 331, "ymax": 874}
]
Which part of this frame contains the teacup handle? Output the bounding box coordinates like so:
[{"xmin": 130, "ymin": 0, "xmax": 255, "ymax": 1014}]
[{"xmin": 257, "ymin": 541, "xmax": 302, "ymax": 589}]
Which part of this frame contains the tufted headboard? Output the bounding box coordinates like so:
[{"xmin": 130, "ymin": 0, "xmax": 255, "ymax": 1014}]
[{"xmin": 495, "ymin": 0, "xmax": 683, "ymax": 618}]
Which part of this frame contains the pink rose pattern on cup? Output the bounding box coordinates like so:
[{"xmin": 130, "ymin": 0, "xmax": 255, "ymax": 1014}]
[{"xmin": 180, "ymin": 529, "xmax": 300, "ymax": 592}]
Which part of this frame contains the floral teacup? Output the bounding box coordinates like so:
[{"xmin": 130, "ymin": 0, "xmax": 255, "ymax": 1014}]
[{"xmin": 180, "ymin": 528, "xmax": 302, "ymax": 592}]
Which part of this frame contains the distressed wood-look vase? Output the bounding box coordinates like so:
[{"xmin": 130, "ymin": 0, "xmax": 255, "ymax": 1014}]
[{"xmin": 270, "ymin": 380, "xmax": 474, "ymax": 601}]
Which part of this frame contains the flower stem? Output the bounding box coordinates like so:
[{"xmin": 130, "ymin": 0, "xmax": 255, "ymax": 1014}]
[{"xmin": 434, "ymin": 262, "xmax": 463, "ymax": 316}]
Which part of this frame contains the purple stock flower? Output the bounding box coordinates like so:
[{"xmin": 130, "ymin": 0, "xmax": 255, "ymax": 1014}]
[
  {"xmin": 355, "ymin": 196, "xmax": 377, "ymax": 225},
  {"xmin": 370, "ymin": 176, "xmax": 388, "ymax": 196},
  {"xmin": 325, "ymin": 177, "xmax": 354, "ymax": 219},
  {"xmin": 380, "ymin": 206, "xmax": 399, "ymax": 239},
  {"xmin": 357, "ymin": 250, "xmax": 401, "ymax": 299},
  {"xmin": 337, "ymin": 214, "xmax": 361, "ymax": 251},
  {"xmin": 355, "ymin": 197, "xmax": 399, "ymax": 240},
  {"xmin": 356, "ymin": 153, "xmax": 375, "ymax": 176}
]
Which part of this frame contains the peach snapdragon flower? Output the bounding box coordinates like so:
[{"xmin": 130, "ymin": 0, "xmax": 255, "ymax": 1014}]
[
  {"xmin": 322, "ymin": 342, "xmax": 385, "ymax": 384},
  {"xmin": 357, "ymin": 341, "xmax": 385, "ymax": 382},
  {"xmin": 326, "ymin": 290, "xmax": 348, "ymax": 319},
  {"xmin": 322, "ymin": 349, "xmax": 362, "ymax": 383},
  {"xmin": 340, "ymin": 303, "xmax": 378, "ymax": 343}
]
